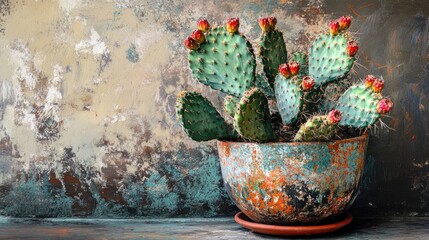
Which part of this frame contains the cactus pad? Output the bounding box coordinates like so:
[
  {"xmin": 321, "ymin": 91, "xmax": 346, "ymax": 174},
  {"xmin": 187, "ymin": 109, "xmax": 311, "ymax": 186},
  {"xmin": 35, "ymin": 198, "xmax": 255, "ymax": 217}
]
[
  {"xmin": 290, "ymin": 52, "xmax": 308, "ymax": 77},
  {"xmin": 255, "ymin": 73, "xmax": 275, "ymax": 98},
  {"xmin": 259, "ymin": 30, "xmax": 287, "ymax": 86},
  {"xmin": 234, "ymin": 88, "xmax": 276, "ymax": 142},
  {"xmin": 309, "ymin": 34, "xmax": 355, "ymax": 86},
  {"xmin": 188, "ymin": 27, "xmax": 256, "ymax": 97},
  {"xmin": 302, "ymin": 87, "xmax": 324, "ymax": 116},
  {"xmin": 336, "ymin": 85, "xmax": 381, "ymax": 128},
  {"xmin": 294, "ymin": 115, "xmax": 337, "ymax": 142},
  {"xmin": 176, "ymin": 91, "xmax": 237, "ymax": 141},
  {"xmin": 224, "ymin": 95, "xmax": 238, "ymax": 117},
  {"xmin": 274, "ymin": 75, "xmax": 303, "ymax": 125}
]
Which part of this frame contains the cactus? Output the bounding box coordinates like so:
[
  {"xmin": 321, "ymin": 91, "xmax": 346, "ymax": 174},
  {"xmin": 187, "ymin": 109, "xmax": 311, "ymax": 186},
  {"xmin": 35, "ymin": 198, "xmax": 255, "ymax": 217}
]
[
  {"xmin": 255, "ymin": 73, "xmax": 275, "ymax": 98},
  {"xmin": 234, "ymin": 88, "xmax": 276, "ymax": 142},
  {"xmin": 176, "ymin": 91, "xmax": 237, "ymax": 141},
  {"xmin": 308, "ymin": 33, "xmax": 355, "ymax": 86},
  {"xmin": 224, "ymin": 95, "xmax": 238, "ymax": 117},
  {"xmin": 294, "ymin": 110, "xmax": 342, "ymax": 141},
  {"xmin": 258, "ymin": 17, "xmax": 287, "ymax": 87},
  {"xmin": 290, "ymin": 52, "xmax": 308, "ymax": 78},
  {"xmin": 178, "ymin": 16, "xmax": 393, "ymax": 143},
  {"xmin": 336, "ymin": 77, "xmax": 393, "ymax": 128},
  {"xmin": 274, "ymin": 74, "xmax": 303, "ymax": 125},
  {"xmin": 188, "ymin": 26, "xmax": 256, "ymax": 97}
]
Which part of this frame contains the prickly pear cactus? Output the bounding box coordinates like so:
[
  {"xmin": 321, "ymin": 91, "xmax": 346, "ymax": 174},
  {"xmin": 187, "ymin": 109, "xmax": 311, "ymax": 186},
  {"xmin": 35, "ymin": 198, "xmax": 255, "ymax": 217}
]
[
  {"xmin": 179, "ymin": 16, "xmax": 393, "ymax": 143},
  {"xmin": 176, "ymin": 91, "xmax": 237, "ymax": 141},
  {"xmin": 302, "ymin": 88, "xmax": 323, "ymax": 116},
  {"xmin": 290, "ymin": 52, "xmax": 308, "ymax": 77},
  {"xmin": 224, "ymin": 95, "xmax": 238, "ymax": 117},
  {"xmin": 234, "ymin": 88, "xmax": 276, "ymax": 142},
  {"xmin": 294, "ymin": 110, "xmax": 341, "ymax": 141},
  {"xmin": 294, "ymin": 116, "xmax": 335, "ymax": 141},
  {"xmin": 254, "ymin": 73, "xmax": 275, "ymax": 98},
  {"xmin": 259, "ymin": 30, "xmax": 287, "ymax": 86},
  {"xmin": 188, "ymin": 27, "xmax": 256, "ymax": 97},
  {"xmin": 336, "ymin": 85, "xmax": 381, "ymax": 128},
  {"xmin": 274, "ymin": 75, "xmax": 303, "ymax": 125},
  {"xmin": 309, "ymin": 34, "xmax": 355, "ymax": 86}
]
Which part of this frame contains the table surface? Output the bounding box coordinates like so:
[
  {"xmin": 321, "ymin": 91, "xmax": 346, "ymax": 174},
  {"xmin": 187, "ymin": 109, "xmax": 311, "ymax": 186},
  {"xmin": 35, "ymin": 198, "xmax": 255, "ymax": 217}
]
[{"xmin": 0, "ymin": 215, "xmax": 428, "ymax": 239}]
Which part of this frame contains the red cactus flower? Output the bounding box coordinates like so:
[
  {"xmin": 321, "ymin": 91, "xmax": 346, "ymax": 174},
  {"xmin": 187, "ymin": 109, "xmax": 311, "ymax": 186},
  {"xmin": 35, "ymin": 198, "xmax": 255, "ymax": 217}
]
[
  {"xmin": 267, "ymin": 17, "xmax": 277, "ymax": 29},
  {"xmin": 279, "ymin": 63, "xmax": 291, "ymax": 78},
  {"xmin": 327, "ymin": 109, "xmax": 342, "ymax": 124},
  {"xmin": 259, "ymin": 17, "xmax": 277, "ymax": 32},
  {"xmin": 372, "ymin": 78, "xmax": 385, "ymax": 93},
  {"xmin": 338, "ymin": 16, "xmax": 351, "ymax": 30},
  {"xmin": 365, "ymin": 75, "xmax": 377, "ymax": 88},
  {"xmin": 258, "ymin": 17, "xmax": 270, "ymax": 32},
  {"xmin": 197, "ymin": 18, "xmax": 210, "ymax": 32},
  {"xmin": 329, "ymin": 20, "xmax": 340, "ymax": 36},
  {"xmin": 301, "ymin": 76, "xmax": 315, "ymax": 91},
  {"xmin": 184, "ymin": 36, "xmax": 200, "ymax": 50},
  {"xmin": 346, "ymin": 40, "xmax": 359, "ymax": 56},
  {"xmin": 377, "ymin": 98, "xmax": 393, "ymax": 114},
  {"xmin": 191, "ymin": 29, "xmax": 205, "ymax": 44},
  {"xmin": 226, "ymin": 18, "xmax": 239, "ymax": 33},
  {"xmin": 289, "ymin": 61, "xmax": 300, "ymax": 76}
]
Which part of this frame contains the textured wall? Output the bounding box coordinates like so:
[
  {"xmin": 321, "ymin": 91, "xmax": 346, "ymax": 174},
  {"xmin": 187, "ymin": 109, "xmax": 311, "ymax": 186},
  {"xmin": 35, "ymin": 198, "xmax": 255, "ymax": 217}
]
[{"xmin": 0, "ymin": 0, "xmax": 427, "ymax": 217}]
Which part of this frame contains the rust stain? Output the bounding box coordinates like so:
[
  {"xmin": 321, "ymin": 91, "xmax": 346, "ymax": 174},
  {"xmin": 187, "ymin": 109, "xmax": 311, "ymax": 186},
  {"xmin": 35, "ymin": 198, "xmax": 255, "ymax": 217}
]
[
  {"xmin": 218, "ymin": 141, "xmax": 230, "ymax": 157},
  {"xmin": 49, "ymin": 171, "xmax": 63, "ymax": 189},
  {"xmin": 62, "ymin": 171, "xmax": 96, "ymax": 215}
]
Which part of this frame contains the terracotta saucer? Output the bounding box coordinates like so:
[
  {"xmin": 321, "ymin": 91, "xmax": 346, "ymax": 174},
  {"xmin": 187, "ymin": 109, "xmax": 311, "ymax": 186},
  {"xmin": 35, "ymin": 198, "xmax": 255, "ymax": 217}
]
[{"xmin": 234, "ymin": 212, "xmax": 352, "ymax": 237}]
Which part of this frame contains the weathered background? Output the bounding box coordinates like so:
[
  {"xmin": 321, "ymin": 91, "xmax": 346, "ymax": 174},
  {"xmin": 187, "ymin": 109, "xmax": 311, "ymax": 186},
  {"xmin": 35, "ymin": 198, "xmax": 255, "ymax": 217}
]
[{"xmin": 0, "ymin": 0, "xmax": 427, "ymax": 218}]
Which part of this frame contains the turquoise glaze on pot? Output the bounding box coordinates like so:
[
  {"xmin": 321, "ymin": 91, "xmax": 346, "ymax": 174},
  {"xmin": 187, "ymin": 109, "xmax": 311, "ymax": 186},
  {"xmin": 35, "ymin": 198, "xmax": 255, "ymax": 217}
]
[{"xmin": 217, "ymin": 134, "xmax": 369, "ymax": 225}]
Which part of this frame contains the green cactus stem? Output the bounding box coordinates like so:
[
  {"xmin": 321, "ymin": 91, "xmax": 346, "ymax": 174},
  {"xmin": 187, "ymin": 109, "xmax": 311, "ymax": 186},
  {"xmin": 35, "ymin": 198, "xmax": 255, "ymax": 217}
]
[
  {"xmin": 234, "ymin": 88, "xmax": 276, "ymax": 142},
  {"xmin": 259, "ymin": 30, "xmax": 287, "ymax": 86},
  {"xmin": 293, "ymin": 110, "xmax": 341, "ymax": 141},
  {"xmin": 274, "ymin": 75, "xmax": 303, "ymax": 125},
  {"xmin": 290, "ymin": 52, "xmax": 308, "ymax": 78},
  {"xmin": 188, "ymin": 27, "xmax": 256, "ymax": 97},
  {"xmin": 224, "ymin": 95, "xmax": 239, "ymax": 117},
  {"xmin": 176, "ymin": 91, "xmax": 238, "ymax": 141},
  {"xmin": 254, "ymin": 73, "xmax": 275, "ymax": 98},
  {"xmin": 301, "ymin": 88, "xmax": 324, "ymax": 116},
  {"xmin": 309, "ymin": 33, "xmax": 355, "ymax": 86},
  {"xmin": 336, "ymin": 85, "xmax": 383, "ymax": 128}
]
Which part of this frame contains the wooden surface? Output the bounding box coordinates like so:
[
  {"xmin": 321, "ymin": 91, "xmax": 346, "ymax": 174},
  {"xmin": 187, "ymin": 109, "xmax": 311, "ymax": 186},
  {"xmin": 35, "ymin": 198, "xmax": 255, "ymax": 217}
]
[{"xmin": 0, "ymin": 216, "xmax": 428, "ymax": 239}]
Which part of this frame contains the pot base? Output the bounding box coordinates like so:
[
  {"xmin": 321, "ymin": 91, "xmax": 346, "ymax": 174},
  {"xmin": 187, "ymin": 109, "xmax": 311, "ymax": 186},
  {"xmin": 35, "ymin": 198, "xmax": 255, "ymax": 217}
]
[{"xmin": 234, "ymin": 212, "xmax": 352, "ymax": 237}]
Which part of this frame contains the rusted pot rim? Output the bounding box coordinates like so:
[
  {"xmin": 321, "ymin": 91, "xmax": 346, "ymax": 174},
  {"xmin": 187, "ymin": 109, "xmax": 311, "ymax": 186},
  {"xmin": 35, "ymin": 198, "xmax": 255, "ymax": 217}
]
[{"xmin": 218, "ymin": 131, "xmax": 369, "ymax": 146}]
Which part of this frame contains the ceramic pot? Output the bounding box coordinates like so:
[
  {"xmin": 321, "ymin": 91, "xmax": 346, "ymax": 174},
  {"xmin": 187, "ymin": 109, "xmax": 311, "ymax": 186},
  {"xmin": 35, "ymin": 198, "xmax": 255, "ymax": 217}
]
[{"xmin": 217, "ymin": 133, "xmax": 369, "ymax": 225}]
